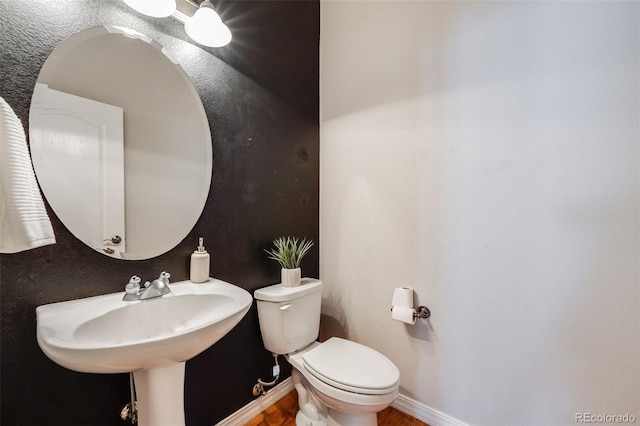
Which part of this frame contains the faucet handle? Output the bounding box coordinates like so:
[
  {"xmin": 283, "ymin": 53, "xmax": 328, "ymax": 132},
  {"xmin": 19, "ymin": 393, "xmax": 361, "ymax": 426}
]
[
  {"xmin": 125, "ymin": 276, "xmax": 141, "ymax": 294},
  {"xmin": 158, "ymin": 271, "xmax": 171, "ymax": 285}
]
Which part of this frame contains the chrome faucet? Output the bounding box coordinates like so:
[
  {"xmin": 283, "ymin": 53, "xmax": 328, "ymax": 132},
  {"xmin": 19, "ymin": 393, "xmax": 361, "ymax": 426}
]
[{"xmin": 123, "ymin": 272, "xmax": 171, "ymax": 301}]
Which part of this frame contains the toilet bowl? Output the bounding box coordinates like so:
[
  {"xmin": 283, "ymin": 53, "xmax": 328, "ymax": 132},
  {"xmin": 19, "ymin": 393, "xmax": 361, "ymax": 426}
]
[
  {"xmin": 254, "ymin": 279, "xmax": 400, "ymax": 426},
  {"xmin": 288, "ymin": 338, "xmax": 399, "ymax": 426}
]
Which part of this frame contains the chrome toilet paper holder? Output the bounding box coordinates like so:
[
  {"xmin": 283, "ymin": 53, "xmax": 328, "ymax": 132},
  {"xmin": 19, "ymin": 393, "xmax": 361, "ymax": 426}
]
[
  {"xmin": 390, "ymin": 305, "xmax": 431, "ymax": 319},
  {"xmin": 414, "ymin": 305, "xmax": 431, "ymax": 319}
]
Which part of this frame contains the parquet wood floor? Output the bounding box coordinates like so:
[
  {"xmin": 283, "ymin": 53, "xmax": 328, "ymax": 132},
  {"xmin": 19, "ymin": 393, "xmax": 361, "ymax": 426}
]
[{"xmin": 244, "ymin": 390, "xmax": 429, "ymax": 426}]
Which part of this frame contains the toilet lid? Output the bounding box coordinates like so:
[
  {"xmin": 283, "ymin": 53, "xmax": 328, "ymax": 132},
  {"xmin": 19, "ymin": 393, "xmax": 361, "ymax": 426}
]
[{"xmin": 302, "ymin": 337, "xmax": 399, "ymax": 394}]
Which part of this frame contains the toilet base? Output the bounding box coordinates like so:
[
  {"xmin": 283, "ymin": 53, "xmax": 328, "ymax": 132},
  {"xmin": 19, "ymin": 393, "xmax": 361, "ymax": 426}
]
[
  {"xmin": 290, "ymin": 363, "xmax": 390, "ymax": 426},
  {"xmin": 296, "ymin": 410, "xmax": 327, "ymax": 426},
  {"xmin": 327, "ymin": 410, "xmax": 377, "ymax": 426},
  {"xmin": 295, "ymin": 408, "xmax": 377, "ymax": 426}
]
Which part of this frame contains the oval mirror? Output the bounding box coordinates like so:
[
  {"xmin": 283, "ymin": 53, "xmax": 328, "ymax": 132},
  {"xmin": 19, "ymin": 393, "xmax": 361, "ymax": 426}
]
[{"xmin": 29, "ymin": 26, "xmax": 212, "ymax": 260}]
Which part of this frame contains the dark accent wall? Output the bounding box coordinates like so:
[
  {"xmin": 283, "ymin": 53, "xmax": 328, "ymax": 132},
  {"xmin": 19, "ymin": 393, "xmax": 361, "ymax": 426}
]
[{"xmin": 0, "ymin": 1, "xmax": 319, "ymax": 425}]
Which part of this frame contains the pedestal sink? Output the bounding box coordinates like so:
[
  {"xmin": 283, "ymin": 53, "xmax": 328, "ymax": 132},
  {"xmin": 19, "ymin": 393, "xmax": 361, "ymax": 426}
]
[{"xmin": 36, "ymin": 278, "xmax": 252, "ymax": 426}]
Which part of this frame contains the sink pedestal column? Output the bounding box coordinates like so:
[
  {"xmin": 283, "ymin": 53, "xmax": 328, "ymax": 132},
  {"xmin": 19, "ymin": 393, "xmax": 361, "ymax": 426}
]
[{"xmin": 133, "ymin": 362, "xmax": 186, "ymax": 426}]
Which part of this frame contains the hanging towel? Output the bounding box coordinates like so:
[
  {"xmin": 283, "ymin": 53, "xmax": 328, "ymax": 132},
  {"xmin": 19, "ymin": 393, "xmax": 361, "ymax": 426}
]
[{"xmin": 0, "ymin": 96, "xmax": 55, "ymax": 253}]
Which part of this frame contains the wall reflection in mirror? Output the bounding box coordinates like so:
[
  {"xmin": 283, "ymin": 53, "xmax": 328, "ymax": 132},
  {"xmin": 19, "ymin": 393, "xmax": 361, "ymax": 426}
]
[{"xmin": 29, "ymin": 26, "xmax": 212, "ymax": 260}]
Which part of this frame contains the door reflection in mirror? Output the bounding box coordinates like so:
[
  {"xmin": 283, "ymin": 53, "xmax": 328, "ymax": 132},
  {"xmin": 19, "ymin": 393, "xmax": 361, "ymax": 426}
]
[{"xmin": 30, "ymin": 83, "xmax": 126, "ymax": 257}]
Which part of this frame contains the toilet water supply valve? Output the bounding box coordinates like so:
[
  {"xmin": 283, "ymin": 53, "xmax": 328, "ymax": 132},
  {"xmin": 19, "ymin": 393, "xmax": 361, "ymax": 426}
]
[{"xmin": 253, "ymin": 354, "xmax": 281, "ymax": 396}]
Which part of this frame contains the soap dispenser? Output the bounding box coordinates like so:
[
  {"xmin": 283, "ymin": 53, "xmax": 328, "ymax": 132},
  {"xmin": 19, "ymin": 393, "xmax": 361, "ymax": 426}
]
[{"xmin": 190, "ymin": 237, "xmax": 209, "ymax": 283}]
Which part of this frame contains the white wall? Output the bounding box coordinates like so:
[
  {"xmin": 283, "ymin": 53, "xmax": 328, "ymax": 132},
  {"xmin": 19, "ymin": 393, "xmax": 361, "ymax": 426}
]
[{"xmin": 319, "ymin": 2, "xmax": 639, "ymax": 425}]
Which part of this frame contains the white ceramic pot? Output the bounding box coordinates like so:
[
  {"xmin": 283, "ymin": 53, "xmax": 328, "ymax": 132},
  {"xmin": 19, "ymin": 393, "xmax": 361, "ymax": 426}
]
[{"xmin": 281, "ymin": 268, "xmax": 301, "ymax": 287}]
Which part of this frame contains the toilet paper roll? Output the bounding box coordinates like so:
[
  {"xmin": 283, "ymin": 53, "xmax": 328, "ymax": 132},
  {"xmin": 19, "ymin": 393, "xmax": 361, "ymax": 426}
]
[
  {"xmin": 392, "ymin": 287, "xmax": 414, "ymax": 308},
  {"xmin": 392, "ymin": 306, "xmax": 417, "ymax": 325}
]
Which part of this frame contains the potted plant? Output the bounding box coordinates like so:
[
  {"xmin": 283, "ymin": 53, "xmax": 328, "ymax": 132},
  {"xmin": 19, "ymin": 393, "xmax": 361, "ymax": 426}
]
[{"xmin": 265, "ymin": 236, "xmax": 314, "ymax": 287}]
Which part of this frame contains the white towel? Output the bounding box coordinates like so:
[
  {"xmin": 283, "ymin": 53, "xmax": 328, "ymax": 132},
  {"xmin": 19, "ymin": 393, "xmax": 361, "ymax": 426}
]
[{"xmin": 0, "ymin": 96, "xmax": 55, "ymax": 253}]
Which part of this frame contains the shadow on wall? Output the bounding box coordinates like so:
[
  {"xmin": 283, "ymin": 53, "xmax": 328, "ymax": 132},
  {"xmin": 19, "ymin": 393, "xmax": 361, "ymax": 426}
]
[
  {"xmin": 321, "ymin": 307, "xmax": 435, "ymax": 343},
  {"xmin": 407, "ymin": 317, "xmax": 434, "ymax": 342},
  {"xmin": 320, "ymin": 284, "xmax": 350, "ymax": 341},
  {"xmin": 320, "ymin": 313, "xmax": 348, "ymax": 342},
  {"xmin": 408, "ymin": 292, "xmax": 435, "ymax": 342},
  {"xmin": 320, "ymin": 282, "xmax": 436, "ymax": 343}
]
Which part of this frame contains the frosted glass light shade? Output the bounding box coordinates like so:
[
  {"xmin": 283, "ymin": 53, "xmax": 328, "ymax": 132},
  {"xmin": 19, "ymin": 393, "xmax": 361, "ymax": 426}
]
[
  {"xmin": 185, "ymin": 4, "xmax": 232, "ymax": 47},
  {"xmin": 123, "ymin": 0, "xmax": 176, "ymax": 18}
]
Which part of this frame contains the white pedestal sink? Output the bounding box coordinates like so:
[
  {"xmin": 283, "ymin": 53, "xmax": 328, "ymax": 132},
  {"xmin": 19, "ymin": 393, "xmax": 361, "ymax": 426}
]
[{"xmin": 36, "ymin": 278, "xmax": 252, "ymax": 426}]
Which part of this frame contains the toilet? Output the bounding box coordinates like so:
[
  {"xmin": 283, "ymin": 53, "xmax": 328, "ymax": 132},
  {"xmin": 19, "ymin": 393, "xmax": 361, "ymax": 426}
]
[{"xmin": 254, "ymin": 278, "xmax": 400, "ymax": 426}]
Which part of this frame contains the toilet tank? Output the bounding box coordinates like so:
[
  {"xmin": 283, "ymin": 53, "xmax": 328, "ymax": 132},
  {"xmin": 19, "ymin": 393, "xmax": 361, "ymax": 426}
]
[{"xmin": 254, "ymin": 278, "xmax": 322, "ymax": 355}]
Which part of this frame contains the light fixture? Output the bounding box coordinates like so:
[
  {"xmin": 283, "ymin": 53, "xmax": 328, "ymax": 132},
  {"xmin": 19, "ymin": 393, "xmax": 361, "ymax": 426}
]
[
  {"xmin": 122, "ymin": 0, "xmax": 231, "ymax": 48},
  {"xmin": 184, "ymin": 0, "xmax": 232, "ymax": 48},
  {"xmin": 122, "ymin": 0, "xmax": 177, "ymax": 18}
]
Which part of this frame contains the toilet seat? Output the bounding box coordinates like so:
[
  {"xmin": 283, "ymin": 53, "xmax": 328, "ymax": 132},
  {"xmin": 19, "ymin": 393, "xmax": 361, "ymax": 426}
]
[
  {"xmin": 301, "ymin": 337, "xmax": 399, "ymax": 395},
  {"xmin": 296, "ymin": 360, "xmax": 399, "ymax": 408},
  {"xmin": 288, "ymin": 340, "xmax": 399, "ymax": 408}
]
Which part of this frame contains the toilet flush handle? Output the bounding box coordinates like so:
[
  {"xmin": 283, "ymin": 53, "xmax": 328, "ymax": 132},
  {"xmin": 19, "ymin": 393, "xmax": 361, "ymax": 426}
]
[{"xmin": 279, "ymin": 304, "xmax": 293, "ymax": 311}]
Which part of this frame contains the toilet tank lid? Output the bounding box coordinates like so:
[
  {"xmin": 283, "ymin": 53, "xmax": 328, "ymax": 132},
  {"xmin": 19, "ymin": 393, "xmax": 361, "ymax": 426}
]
[{"xmin": 254, "ymin": 278, "xmax": 322, "ymax": 302}]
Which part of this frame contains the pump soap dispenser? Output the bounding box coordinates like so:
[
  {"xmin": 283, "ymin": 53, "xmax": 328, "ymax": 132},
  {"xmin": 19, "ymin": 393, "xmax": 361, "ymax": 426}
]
[{"xmin": 190, "ymin": 237, "xmax": 210, "ymax": 283}]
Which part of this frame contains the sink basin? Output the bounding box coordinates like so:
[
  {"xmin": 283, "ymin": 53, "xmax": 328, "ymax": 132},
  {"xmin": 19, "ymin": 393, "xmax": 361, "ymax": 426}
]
[
  {"xmin": 36, "ymin": 278, "xmax": 252, "ymax": 426},
  {"xmin": 37, "ymin": 278, "xmax": 252, "ymax": 373}
]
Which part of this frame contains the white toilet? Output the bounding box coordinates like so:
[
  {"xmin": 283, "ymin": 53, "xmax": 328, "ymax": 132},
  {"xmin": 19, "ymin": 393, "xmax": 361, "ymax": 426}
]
[{"xmin": 254, "ymin": 278, "xmax": 400, "ymax": 426}]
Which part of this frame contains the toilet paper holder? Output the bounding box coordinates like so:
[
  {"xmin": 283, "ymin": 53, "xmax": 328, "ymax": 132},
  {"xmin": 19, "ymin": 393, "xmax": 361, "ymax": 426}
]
[
  {"xmin": 414, "ymin": 305, "xmax": 431, "ymax": 319},
  {"xmin": 390, "ymin": 305, "xmax": 431, "ymax": 319}
]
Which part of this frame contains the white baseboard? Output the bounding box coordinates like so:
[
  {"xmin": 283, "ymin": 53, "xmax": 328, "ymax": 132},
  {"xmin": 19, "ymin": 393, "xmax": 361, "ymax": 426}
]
[
  {"xmin": 392, "ymin": 394, "xmax": 469, "ymax": 426},
  {"xmin": 216, "ymin": 377, "xmax": 294, "ymax": 426},
  {"xmin": 216, "ymin": 380, "xmax": 468, "ymax": 426}
]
